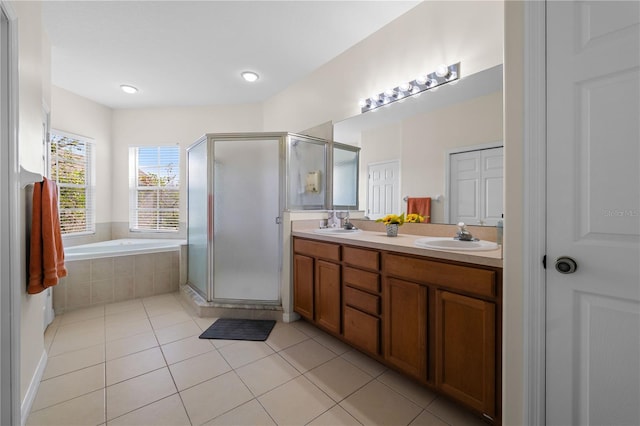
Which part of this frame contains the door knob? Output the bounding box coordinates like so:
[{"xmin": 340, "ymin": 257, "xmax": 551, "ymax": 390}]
[{"xmin": 555, "ymin": 256, "xmax": 578, "ymax": 274}]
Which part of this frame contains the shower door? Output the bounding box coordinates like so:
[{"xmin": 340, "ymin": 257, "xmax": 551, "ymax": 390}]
[
  {"xmin": 186, "ymin": 138, "xmax": 210, "ymax": 298},
  {"xmin": 212, "ymin": 137, "xmax": 283, "ymax": 302}
]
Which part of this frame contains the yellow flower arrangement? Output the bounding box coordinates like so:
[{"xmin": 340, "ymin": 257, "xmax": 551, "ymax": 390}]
[
  {"xmin": 405, "ymin": 213, "xmax": 425, "ymax": 223},
  {"xmin": 376, "ymin": 213, "xmax": 405, "ymax": 225}
]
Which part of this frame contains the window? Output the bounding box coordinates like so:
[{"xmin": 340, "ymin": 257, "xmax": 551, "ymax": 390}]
[
  {"xmin": 130, "ymin": 146, "xmax": 180, "ymax": 232},
  {"xmin": 49, "ymin": 131, "xmax": 95, "ymax": 235}
]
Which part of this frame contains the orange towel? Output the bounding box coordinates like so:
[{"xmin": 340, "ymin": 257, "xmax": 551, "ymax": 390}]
[
  {"xmin": 407, "ymin": 197, "xmax": 432, "ymax": 223},
  {"xmin": 28, "ymin": 177, "xmax": 66, "ymax": 294}
]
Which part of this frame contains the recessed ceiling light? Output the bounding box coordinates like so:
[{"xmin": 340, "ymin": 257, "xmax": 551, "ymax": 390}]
[
  {"xmin": 120, "ymin": 84, "xmax": 138, "ymax": 94},
  {"xmin": 241, "ymin": 71, "xmax": 259, "ymax": 82}
]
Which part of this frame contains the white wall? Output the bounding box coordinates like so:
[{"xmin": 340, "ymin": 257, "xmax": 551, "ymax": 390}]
[
  {"xmin": 51, "ymin": 86, "xmax": 113, "ymax": 245},
  {"xmin": 263, "ymin": 0, "xmax": 504, "ymax": 132},
  {"xmin": 13, "ymin": 0, "xmax": 49, "ymax": 407},
  {"xmin": 110, "ymin": 105, "xmax": 263, "ymax": 237}
]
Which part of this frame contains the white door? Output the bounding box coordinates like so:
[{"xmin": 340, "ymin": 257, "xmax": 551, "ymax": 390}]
[
  {"xmin": 546, "ymin": 2, "xmax": 640, "ymax": 425},
  {"xmin": 449, "ymin": 147, "xmax": 503, "ymax": 226},
  {"xmin": 367, "ymin": 160, "xmax": 400, "ymax": 220}
]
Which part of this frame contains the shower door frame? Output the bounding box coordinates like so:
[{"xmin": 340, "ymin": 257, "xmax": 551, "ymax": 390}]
[{"xmin": 203, "ymin": 133, "xmax": 288, "ymax": 304}]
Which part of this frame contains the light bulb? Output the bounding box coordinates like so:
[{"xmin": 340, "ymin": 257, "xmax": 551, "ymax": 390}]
[
  {"xmin": 358, "ymin": 99, "xmax": 368, "ymax": 108},
  {"xmin": 384, "ymin": 88, "xmax": 396, "ymax": 98},
  {"xmin": 435, "ymin": 64, "xmax": 450, "ymax": 78},
  {"xmin": 416, "ymin": 75, "xmax": 428, "ymax": 85},
  {"xmin": 241, "ymin": 71, "xmax": 259, "ymax": 82},
  {"xmin": 428, "ymin": 78, "xmax": 439, "ymax": 87},
  {"xmin": 448, "ymin": 71, "xmax": 458, "ymax": 80},
  {"xmin": 399, "ymin": 83, "xmax": 412, "ymax": 92},
  {"xmin": 120, "ymin": 84, "xmax": 138, "ymax": 94}
]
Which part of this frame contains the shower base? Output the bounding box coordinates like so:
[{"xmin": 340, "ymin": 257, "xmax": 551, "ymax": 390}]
[{"xmin": 180, "ymin": 284, "xmax": 283, "ymax": 321}]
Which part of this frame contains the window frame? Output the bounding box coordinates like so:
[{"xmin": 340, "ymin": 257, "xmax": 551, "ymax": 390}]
[
  {"xmin": 47, "ymin": 129, "xmax": 96, "ymax": 237},
  {"xmin": 129, "ymin": 145, "xmax": 180, "ymax": 233}
]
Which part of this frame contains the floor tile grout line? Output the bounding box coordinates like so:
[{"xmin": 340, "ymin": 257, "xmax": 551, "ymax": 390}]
[
  {"xmin": 304, "ymin": 402, "xmax": 364, "ymax": 426},
  {"xmin": 275, "ymin": 346, "xmax": 340, "ymax": 376},
  {"xmin": 303, "ymin": 362, "xmax": 376, "ymax": 406},
  {"xmin": 27, "ymin": 387, "xmax": 106, "ymax": 416},
  {"xmin": 105, "ymin": 390, "xmax": 183, "ymax": 424}
]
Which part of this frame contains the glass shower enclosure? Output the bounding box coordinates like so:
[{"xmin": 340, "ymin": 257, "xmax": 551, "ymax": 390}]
[{"xmin": 187, "ymin": 133, "xmax": 329, "ymax": 304}]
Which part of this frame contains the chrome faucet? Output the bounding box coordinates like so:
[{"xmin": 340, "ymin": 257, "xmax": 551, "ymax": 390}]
[
  {"xmin": 327, "ymin": 210, "xmax": 340, "ymax": 228},
  {"xmin": 454, "ymin": 222, "xmax": 477, "ymax": 241},
  {"xmin": 342, "ymin": 211, "xmax": 356, "ymax": 230}
]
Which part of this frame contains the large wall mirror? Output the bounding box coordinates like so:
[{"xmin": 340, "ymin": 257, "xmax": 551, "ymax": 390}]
[{"xmin": 333, "ymin": 64, "xmax": 503, "ymax": 225}]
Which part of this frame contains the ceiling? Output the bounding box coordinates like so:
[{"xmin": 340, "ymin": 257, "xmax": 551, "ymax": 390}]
[{"xmin": 42, "ymin": 1, "xmax": 421, "ymax": 109}]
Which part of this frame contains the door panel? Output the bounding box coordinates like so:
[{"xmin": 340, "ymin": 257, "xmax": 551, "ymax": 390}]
[
  {"xmin": 449, "ymin": 147, "xmax": 503, "ymax": 226},
  {"xmin": 383, "ymin": 277, "xmax": 427, "ymax": 379},
  {"xmin": 367, "ymin": 161, "xmax": 400, "ymax": 220},
  {"xmin": 293, "ymin": 254, "xmax": 314, "ymax": 320},
  {"xmin": 546, "ymin": 2, "xmax": 640, "ymax": 425},
  {"xmin": 436, "ymin": 291, "xmax": 495, "ymax": 417},
  {"xmin": 314, "ymin": 260, "xmax": 341, "ymax": 334}
]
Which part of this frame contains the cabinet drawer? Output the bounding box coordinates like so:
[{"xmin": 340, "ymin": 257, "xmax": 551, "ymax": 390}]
[
  {"xmin": 343, "ymin": 246, "xmax": 380, "ymax": 270},
  {"xmin": 344, "ymin": 286, "xmax": 380, "ymax": 315},
  {"xmin": 294, "ymin": 238, "xmax": 340, "ymax": 262},
  {"xmin": 344, "ymin": 306, "xmax": 380, "ymax": 354},
  {"xmin": 384, "ymin": 253, "xmax": 496, "ymax": 298},
  {"xmin": 343, "ymin": 267, "xmax": 380, "ymax": 293}
]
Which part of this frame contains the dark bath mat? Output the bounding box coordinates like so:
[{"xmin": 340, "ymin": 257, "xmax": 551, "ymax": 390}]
[{"xmin": 199, "ymin": 318, "xmax": 276, "ymax": 341}]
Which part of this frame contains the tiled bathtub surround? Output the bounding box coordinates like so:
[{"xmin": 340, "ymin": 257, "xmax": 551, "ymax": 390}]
[{"xmin": 53, "ymin": 251, "xmax": 180, "ymax": 314}]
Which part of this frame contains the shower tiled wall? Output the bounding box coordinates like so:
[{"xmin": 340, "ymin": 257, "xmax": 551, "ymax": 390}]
[{"xmin": 53, "ymin": 250, "xmax": 180, "ymax": 314}]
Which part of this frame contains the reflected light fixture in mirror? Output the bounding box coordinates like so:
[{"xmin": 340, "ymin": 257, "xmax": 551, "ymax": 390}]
[{"xmin": 359, "ymin": 62, "xmax": 460, "ymax": 113}]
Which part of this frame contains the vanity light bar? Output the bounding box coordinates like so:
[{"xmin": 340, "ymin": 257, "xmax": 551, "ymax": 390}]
[{"xmin": 359, "ymin": 62, "xmax": 460, "ymax": 114}]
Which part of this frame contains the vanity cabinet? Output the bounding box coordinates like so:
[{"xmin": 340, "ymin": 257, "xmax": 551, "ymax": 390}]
[
  {"xmin": 292, "ymin": 236, "xmax": 502, "ymax": 424},
  {"xmin": 436, "ymin": 290, "xmax": 496, "ymax": 417},
  {"xmin": 342, "ymin": 246, "xmax": 381, "ymax": 355},
  {"xmin": 292, "ymin": 239, "xmax": 341, "ymax": 334},
  {"xmin": 315, "ymin": 260, "xmax": 341, "ymax": 334},
  {"xmin": 383, "ymin": 277, "xmax": 427, "ymax": 379},
  {"xmin": 292, "ymin": 254, "xmax": 314, "ymax": 319}
]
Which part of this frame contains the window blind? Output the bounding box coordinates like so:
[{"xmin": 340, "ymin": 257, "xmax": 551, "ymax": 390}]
[
  {"xmin": 49, "ymin": 131, "xmax": 96, "ymax": 235},
  {"xmin": 130, "ymin": 146, "xmax": 180, "ymax": 232}
]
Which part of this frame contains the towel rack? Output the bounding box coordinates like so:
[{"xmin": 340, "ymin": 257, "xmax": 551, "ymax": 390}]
[
  {"xmin": 20, "ymin": 165, "xmax": 43, "ymax": 189},
  {"xmin": 403, "ymin": 195, "xmax": 442, "ymax": 202}
]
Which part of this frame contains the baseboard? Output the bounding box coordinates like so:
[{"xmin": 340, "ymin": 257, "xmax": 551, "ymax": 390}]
[
  {"xmin": 282, "ymin": 312, "xmax": 300, "ymax": 323},
  {"xmin": 21, "ymin": 350, "xmax": 47, "ymax": 426}
]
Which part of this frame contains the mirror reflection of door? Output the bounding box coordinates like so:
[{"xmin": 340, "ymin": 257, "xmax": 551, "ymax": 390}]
[
  {"xmin": 367, "ymin": 160, "xmax": 400, "ymax": 220},
  {"xmin": 448, "ymin": 146, "xmax": 503, "ymax": 226}
]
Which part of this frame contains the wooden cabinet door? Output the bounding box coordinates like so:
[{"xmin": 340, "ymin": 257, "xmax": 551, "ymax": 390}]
[
  {"xmin": 436, "ymin": 290, "xmax": 496, "ymax": 417},
  {"xmin": 315, "ymin": 260, "xmax": 341, "ymax": 334},
  {"xmin": 293, "ymin": 254, "xmax": 314, "ymax": 320},
  {"xmin": 384, "ymin": 277, "xmax": 427, "ymax": 379},
  {"xmin": 344, "ymin": 306, "xmax": 380, "ymax": 355}
]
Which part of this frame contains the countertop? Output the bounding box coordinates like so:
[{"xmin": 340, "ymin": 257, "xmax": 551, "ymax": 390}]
[{"xmin": 292, "ymin": 228, "xmax": 503, "ymax": 269}]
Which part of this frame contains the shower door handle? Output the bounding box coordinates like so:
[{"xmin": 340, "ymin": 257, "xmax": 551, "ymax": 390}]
[{"xmin": 275, "ymin": 217, "xmax": 281, "ymax": 224}]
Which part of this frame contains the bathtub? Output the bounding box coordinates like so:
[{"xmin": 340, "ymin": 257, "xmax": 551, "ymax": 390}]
[
  {"xmin": 64, "ymin": 238, "xmax": 186, "ymax": 261},
  {"xmin": 55, "ymin": 239, "xmax": 186, "ymax": 314}
]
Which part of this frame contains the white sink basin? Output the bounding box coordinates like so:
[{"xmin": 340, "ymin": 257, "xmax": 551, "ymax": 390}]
[
  {"xmin": 414, "ymin": 237, "xmax": 499, "ymax": 251},
  {"xmin": 314, "ymin": 227, "xmax": 362, "ymax": 235}
]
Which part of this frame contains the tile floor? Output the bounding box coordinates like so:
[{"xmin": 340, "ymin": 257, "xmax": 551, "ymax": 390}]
[{"xmin": 29, "ymin": 292, "xmax": 487, "ymax": 426}]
